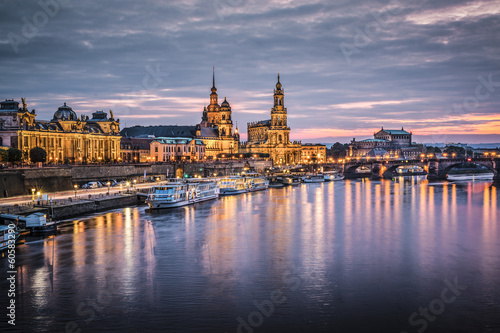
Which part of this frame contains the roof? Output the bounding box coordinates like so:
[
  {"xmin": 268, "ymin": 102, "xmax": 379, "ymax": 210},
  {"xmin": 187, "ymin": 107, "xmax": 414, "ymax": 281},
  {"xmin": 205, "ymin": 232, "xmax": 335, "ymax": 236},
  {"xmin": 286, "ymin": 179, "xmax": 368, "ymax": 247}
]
[
  {"xmin": 152, "ymin": 137, "xmax": 205, "ymax": 145},
  {"xmin": 367, "ymin": 148, "xmax": 388, "ymax": 156},
  {"xmin": 199, "ymin": 126, "xmax": 219, "ymax": 138},
  {"xmin": 121, "ymin": 125, "xmax": 196, "ymax": 138},
  {"xmin": 360, "ymin": 139, "xmax": 390, "ymax": 143},
  {"xmin": 378, "ymin": 129, "xmax": 410, "ymax": 135}
]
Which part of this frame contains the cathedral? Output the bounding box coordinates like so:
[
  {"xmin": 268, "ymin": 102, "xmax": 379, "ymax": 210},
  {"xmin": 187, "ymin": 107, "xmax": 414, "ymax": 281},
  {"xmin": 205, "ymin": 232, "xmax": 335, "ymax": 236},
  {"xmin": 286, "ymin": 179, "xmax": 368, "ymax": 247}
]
[{"xmin": 239, "ymin": 75, "xmax": 302, "ymax": 165}]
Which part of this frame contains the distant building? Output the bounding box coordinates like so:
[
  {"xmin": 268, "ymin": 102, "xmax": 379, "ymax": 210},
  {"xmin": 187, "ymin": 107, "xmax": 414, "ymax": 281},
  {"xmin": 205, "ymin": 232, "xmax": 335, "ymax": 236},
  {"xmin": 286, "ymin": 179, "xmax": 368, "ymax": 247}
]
[
  {"xmin": 150, "ymin": 137, "xmax": 205, "ymax": 162},
  {"xmin": 239, "ymin": 75, "xmax": 302, "ymax": 165},
  {"xmin": 0, "ymin": 99, "xmax": 121, "ymax": 163},
  {"xmin": 301, "ymin": 144, "xmax": 326, "ymax": 163},
  {"xmin": 120, "ymin": 69, "xmax": 239, "ymax": 159},
  {"xmin": 120, "ymin": 137, "xmax": 152, "ymax": 163},
  {"xmin": 349, "ymin": 127, "xmax": 423, "ymax": 159}
]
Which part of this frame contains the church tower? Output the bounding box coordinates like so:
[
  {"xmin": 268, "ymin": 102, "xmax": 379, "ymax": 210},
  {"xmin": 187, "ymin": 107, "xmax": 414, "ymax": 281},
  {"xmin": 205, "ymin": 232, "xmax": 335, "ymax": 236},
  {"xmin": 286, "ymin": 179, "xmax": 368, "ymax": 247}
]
[
  {"xmin": 206, "ymin": 67, "xmax": 220, "ymax": 127},
  {"xmin": 219, "ymin": 97, "xmax": 233, "ymax": 138},
  {"xmin": 268, "ymin": 74, "xmax": 290, "ymax": 145}
]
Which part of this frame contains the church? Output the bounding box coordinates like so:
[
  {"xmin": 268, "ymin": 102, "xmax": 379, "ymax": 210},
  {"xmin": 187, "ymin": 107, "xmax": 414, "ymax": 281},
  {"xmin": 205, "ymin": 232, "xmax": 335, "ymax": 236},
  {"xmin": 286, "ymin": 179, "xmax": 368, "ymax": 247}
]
[{"xmin": 239, "ymin": 75, "xmax": 302, "ymax": 165}]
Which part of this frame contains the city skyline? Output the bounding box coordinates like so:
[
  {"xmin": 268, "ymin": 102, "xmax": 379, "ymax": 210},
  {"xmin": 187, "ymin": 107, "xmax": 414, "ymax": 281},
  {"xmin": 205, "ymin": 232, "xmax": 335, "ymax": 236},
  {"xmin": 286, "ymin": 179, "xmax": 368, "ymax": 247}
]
[{"xmin": 1, "ymin": 0, "xmax": 500, "ymax": 144}]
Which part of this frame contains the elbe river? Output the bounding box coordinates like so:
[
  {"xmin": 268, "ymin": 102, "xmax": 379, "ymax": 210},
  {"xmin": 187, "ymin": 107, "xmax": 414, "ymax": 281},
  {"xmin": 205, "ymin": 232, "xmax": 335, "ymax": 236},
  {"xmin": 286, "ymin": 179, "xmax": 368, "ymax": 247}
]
[{"xmin": 1, "ymin": 177, "xmax": 499, "ymax": 332}]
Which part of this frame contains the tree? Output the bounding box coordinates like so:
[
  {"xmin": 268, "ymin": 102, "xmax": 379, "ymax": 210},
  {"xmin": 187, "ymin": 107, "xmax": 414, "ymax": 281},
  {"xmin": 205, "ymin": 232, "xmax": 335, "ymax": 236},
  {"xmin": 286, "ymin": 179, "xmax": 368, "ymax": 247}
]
[
  {"xmin": 7, "ymin": 147, "xmax": 22, "ymax": 163},
  {"xmin": 425, "ymin": 146, "xmax": 442, "ymax": 154},
  {"xmin": 444, "ymin": 145, "xmax": 466, "ymax": 157},
  {"xmin": 0, "ymin": 149, "xmax": 7, "ymax": 162},
  {"xmin": 329, "ymin": 142, "xmax": 349, "ymax": 160},
  {"xmin": 30, "ymin": 147, "xmax": 47, "ymax": 163}
]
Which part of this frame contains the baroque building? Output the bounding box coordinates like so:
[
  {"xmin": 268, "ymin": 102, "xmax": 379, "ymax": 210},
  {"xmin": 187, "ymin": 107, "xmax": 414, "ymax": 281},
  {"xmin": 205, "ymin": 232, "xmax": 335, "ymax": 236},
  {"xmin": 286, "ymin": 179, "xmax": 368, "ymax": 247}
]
[
  {"xmin": 239, "ymin": 75, "xmax": 302, "ymax": 165},
  {"xmin": 349, "ymin": 127, "xmax": 423, "ymax": 159},
  {"xmin": 0, "ymin": 99, "xmax": 121, "ymax": 163},
  {"xmin": 120, "ymin": 69, "xmax": 240, "ymax": 160}
]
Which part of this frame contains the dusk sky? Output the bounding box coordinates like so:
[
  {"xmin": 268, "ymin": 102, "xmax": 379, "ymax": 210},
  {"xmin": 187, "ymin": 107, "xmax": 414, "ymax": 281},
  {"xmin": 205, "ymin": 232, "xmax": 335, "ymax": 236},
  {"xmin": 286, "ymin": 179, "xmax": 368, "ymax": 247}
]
[{"xmin": 1, "ymin": 0, "xmax": 500, "ymax": 144}]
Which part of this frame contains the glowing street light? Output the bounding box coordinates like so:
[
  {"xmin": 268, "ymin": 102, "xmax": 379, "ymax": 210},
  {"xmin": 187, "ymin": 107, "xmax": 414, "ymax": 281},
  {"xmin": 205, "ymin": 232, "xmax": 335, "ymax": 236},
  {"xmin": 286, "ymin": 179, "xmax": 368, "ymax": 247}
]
[
  {"xmin": 31, "ymin": 188, "xmax": 36, "ymax": 202},
  {"xmin": 107, "ymin": 181, "xmax": 111, "ymax": 195},
  {"xmin": 74, "ymin": 184, "xmax": 78, "ymax": 198}
]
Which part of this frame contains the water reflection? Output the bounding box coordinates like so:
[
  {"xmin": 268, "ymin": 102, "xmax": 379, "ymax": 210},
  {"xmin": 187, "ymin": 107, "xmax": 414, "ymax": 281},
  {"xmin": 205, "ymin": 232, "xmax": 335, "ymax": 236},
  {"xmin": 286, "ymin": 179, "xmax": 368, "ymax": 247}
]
[{"xmin": 1, "ymin": 179, "xmax": 499, "ymax": 332}]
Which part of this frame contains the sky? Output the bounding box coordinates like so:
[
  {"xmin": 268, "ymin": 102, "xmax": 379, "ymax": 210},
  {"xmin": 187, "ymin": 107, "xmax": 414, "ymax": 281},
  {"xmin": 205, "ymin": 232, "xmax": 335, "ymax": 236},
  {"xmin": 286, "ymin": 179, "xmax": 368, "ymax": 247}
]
[{"xmin": 1, "ymin": 0, "xmax": 500, "ymax": 144}]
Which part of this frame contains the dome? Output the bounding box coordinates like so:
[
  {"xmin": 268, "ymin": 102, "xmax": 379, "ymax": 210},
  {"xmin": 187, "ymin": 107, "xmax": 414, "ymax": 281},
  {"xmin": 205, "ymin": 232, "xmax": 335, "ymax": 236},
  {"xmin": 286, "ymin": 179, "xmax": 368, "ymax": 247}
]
[
  {"xmin": 53, "ymin": 102, "xmax": 77, "ymax": 121},
  {"xmin": 221, "ymin": 97, "xmax": 230, "ymax": 108}
]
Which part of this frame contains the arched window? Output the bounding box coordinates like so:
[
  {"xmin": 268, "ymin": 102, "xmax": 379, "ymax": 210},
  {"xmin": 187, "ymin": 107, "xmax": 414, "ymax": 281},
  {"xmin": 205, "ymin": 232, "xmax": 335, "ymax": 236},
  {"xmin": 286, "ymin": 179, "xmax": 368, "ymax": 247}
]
[
  {"xmin": 278, "ymin": 134, "xmax": 283, "ymax": 143},
  {"xmin": 155, "ymin": 146, "xmax": 158, "ymax": 152},
  {"xmin": 222, "ymin": 114, "xmax": 225, "ymax": 120}
]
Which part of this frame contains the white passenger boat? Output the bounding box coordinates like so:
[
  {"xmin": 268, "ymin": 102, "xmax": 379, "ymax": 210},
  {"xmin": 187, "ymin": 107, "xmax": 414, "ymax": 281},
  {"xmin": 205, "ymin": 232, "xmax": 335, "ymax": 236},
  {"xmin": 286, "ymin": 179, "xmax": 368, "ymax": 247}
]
[
  {"xmin": 1, "ymin": 213, "xmax": 57, "ymax": 234},
  {"xmin": 218, "ymin": 176, "xmax": 249, "ymax": 195},
  {"xmin": 244, "ymin": 173, "xmax": 269, "ymax": 192},
  {"xmin": 323, "ymin": 171, "xmax": 345, "ymax": 181},
  {"xmin": 146, "ymin": 181, "xmax": 220, "ymax": 209},
  {"xmin": 0, "ymin": 224, "xmax": 19, "ymax": 251},
  {"xmin": 302, "ymin": 174, "xmax": 325, "ymax": 183},
  {"xmin": 146, "ymin": 183, "xmax": 190, "ymax": 209},
  {"xmin": 191, "ymin": 181, "xmax": 220, "ymax": 203}
]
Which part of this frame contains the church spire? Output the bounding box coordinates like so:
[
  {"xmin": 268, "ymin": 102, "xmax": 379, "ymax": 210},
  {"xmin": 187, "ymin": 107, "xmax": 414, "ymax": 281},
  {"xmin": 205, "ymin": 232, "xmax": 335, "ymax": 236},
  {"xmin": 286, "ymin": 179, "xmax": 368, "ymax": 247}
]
[{"xmin": 211, "ymin": 67, "xmax": 217, "ymax": 93}]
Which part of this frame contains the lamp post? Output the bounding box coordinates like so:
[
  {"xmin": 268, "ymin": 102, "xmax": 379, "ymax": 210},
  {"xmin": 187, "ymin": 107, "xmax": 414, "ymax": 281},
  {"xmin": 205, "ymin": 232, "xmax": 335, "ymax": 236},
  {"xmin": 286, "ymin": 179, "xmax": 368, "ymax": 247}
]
[
  {"xmin": 107, "ymin": 182, "xmax": 111, "ymax": 195},
  {"xmin": 31, "ymin": 188, "xmax": 36, "ymax": 202},
  {"xmin": 74, "ymin": 184, "xmax": 78, "ymax": 198}
]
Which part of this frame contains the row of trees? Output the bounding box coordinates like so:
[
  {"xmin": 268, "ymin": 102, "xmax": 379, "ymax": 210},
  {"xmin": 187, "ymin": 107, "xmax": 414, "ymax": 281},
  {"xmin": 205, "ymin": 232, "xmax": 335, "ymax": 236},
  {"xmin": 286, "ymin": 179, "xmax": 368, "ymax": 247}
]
[
  {"xmin": 0, "ymin": 147, "xmax": 47, "ymax": 164},
  {"xmin": 425, "ymin": 145, "xmax": 474, "ymax": 157}
]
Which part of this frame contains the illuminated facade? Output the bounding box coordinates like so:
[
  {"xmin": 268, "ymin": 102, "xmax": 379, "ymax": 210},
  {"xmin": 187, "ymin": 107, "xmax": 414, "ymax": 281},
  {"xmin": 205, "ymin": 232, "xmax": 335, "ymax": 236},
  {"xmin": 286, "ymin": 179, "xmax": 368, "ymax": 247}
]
[
  {"xmin": 150, "ymin": 137, "xmax": 205, "ymax": 162},
  {"xmin": 0, "ymin": 99, "xmax": 121, "ymax": 163},
  {"xmin": 349, "ymin": 127, "xmax": 423, "ymax": 158},
  {"xmin": 240, "ymin": 75, "xmax": 302, "ymax": 165},
  {"xmin": 301, "ymin": 144, "xmax": 326, "ymax": 163}
]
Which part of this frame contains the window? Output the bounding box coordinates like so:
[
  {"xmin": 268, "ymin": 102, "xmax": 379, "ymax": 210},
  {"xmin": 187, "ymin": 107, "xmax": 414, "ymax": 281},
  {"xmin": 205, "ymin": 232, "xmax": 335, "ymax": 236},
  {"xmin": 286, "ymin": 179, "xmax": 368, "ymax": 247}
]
[{"xmin": 155, "ymin": 146, "xmax": 158, "ymax": 153}]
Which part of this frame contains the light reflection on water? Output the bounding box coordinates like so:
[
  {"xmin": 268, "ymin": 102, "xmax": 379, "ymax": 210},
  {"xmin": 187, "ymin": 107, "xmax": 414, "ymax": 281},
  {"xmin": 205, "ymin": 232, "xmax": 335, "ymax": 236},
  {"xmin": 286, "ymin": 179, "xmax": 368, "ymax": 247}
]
[{"xmin": 1, "ymin": 179, "xmax": 499, "ymax": 332}]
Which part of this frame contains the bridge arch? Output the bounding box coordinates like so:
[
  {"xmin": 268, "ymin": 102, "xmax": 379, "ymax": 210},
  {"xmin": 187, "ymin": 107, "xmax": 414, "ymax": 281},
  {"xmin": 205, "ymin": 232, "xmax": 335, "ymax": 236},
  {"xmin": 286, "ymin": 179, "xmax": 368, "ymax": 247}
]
[{"xmin": 439, "ymin": 161, "xmax": 497, "ymax": 179}]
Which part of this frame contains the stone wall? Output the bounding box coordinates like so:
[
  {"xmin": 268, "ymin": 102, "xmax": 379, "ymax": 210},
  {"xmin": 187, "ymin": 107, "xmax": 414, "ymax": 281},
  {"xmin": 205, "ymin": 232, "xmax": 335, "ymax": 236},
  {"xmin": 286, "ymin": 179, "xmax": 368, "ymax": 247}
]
[{"xmin": 0, "ymin": 160, "xmax": 272, "ymax": 198}]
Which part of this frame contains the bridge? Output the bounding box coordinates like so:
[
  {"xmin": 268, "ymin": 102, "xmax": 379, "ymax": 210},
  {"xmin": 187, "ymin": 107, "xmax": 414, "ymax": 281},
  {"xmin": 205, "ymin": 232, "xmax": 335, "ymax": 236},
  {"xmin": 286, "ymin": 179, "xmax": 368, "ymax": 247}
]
[{"xmin": 338, "ymin": 158, "xmax": 500, "ymax": 181}]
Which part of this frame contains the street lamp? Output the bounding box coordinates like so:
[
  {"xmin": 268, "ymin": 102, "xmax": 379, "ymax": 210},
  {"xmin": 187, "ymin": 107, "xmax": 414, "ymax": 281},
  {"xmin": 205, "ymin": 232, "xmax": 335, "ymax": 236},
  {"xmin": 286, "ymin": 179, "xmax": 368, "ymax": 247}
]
[
  {"xmin": 31, "ymin": 188, "xmax": 36, "ymax": 202},
  {"xmin": 74, "ymin": 184, "xmax": 78, "ymax": 198},
  {"xmin": 107, "ymin": 181, "xmax": 111, "ymax": 195}
]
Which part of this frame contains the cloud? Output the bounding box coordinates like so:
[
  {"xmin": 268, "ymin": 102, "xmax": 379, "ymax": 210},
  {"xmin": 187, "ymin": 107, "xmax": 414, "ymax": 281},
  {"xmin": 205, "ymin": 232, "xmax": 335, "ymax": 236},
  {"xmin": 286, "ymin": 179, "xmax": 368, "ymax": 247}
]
[{"xmin": 0, "ymin": 0, "xmax": 499, "ymax": 143}]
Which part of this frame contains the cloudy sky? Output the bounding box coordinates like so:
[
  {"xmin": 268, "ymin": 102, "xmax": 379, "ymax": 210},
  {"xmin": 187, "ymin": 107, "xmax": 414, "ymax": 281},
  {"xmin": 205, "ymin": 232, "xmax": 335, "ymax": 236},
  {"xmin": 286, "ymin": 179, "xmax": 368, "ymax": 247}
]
[{"xmin": 1, "ymin": 0, "xmax": 500, "ymax": 143}]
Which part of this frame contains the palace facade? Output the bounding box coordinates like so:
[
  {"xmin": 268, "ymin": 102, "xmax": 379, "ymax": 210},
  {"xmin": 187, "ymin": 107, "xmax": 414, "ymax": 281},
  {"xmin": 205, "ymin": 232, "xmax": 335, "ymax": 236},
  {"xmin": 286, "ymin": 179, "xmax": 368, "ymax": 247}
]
[
  {"xmin": 239, "ymin": 75, "xmax": 302, "ymax": 165},
  {"xmin": 349, "ymin": 127, "xmax": 423, "ymax": 158},
  {"xmin": 0, "ymin": 99, "xmax": 121, "ymax": 163}
]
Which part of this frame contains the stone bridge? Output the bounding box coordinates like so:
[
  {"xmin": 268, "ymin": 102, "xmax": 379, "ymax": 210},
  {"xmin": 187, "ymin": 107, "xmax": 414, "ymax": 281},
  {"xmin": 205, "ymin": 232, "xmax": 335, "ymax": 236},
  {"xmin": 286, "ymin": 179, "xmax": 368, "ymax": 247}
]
[{"xmin": 338, "ymin": 158, "xmax": 500, "ymax": 181}]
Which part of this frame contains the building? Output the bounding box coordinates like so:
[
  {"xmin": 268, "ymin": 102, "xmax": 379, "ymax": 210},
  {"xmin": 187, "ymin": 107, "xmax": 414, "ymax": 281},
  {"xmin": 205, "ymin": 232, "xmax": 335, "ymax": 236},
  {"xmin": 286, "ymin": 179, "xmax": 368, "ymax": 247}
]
[
  {"xmin": 0, "ymin": 99, "xmax": 121, "ymax": 163},
  {"xmin": 120, "ymin": 137, "xmax": 152, "ymax": 163},
  {"xmin": 301, "ymin": 144, "xmax": 326, "ymax": 163},
  {"xmin": 239, "ymin": 75, "xmax": 302, "ymax": 165},
  {"xmin": 121, "ymin": 69, "xmax": 240, "ymax": 159},
  {"xmin": 348, "ymin": 127, "xmax": 423, "ymax": 159},
  {"xmin": 150, "ymin": 137, "xmax": 205, "ymax": 162}
]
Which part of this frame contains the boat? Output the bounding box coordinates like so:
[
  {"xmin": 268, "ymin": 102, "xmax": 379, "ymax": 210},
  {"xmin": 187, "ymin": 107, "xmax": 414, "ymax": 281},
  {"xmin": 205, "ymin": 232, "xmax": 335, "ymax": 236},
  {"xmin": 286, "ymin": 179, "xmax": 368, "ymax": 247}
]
[
  {"xmin": 244, "ymin": 172, "xmax": 269, "ymax": 192},
  {"xmin": 281, "ymin": 176, "xmax": 302, "ymax": 186},
  {"xmin": 323, "ymin": 171, "xmax": 345, "ymax": 181},
  {"xmin": 191, "ymin": 181, "xmax": 220, "ymax": 203},
  {"xmin": 146, "ymin": 181, "xmax": 220, "ymax": 209},
  {"xmin": 0, "ymin": 224, "xmax": 19, "ymax": 251},
  {"xmin": 302, "ymin": 174, "xmax": 325, "ymax": 183},
  {"xmin": 1, "ymin": 212, "xmax": 57, "ymax": 234},
  {"xmin": 218, "ymin": 176, "xmax": 249, "ymax": 195}
]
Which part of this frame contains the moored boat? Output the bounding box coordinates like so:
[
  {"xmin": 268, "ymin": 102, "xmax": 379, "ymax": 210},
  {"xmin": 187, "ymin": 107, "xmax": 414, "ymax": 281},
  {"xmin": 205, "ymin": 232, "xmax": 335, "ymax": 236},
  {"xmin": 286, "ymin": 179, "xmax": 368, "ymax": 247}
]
[
  {"xmin": 218, "ymin": 176, "xmax": 249, "ymax": 195},
  {"xmin": 244, "ymin": 172, "xmax": 269, "ymax": 192},
  {"xmin": 302, "ymin": 174, "xmax": 325, "ymax": 183},
  {"xmin": 146, "ymin": 180, "xmax": 220, "ymax": 209},
  {"xmin": 323, "ymin": 171, "xmax": 345, "ymax": 181}
]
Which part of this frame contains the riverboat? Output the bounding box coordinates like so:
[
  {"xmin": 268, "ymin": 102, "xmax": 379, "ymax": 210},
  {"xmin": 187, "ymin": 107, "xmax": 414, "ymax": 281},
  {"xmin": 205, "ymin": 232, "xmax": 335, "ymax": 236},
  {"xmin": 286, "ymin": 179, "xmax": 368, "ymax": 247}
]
[
  {"xmin": 1, "ymin": 212, "xmax": 57, "ymax": 234},
  {"xmin": 146, "ymin": 181, "xmax": 220, "ymax": 209},
  {"xmin": 323, "ymin": 171, "xmax": 345, "ymax": 181},
  {"xmin": 302, "ymin": 174, "xmax": 325, "ymax": 183},
  {"xmin": 218, "ymin": 176, "xmax": 249, "ymax": 195},
  {"xmin": 244, "ymin": 173, "xmax": 269, "ymax": 192}
]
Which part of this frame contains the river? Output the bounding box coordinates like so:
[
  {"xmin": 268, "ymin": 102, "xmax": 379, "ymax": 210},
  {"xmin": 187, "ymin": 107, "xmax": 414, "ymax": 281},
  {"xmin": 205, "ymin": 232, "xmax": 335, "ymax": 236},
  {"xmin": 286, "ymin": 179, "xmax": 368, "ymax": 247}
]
[{"xmin": 1, "ymin": 177, "xmax": 499, "ymax": 332}]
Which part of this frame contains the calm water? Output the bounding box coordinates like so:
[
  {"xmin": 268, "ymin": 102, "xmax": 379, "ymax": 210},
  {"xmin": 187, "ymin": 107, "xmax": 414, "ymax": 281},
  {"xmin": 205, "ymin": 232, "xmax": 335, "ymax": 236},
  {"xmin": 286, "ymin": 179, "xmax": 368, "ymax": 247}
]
[{"xmin": 1, "ymin": 178, "xmax": 499, "ymax": 333}]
